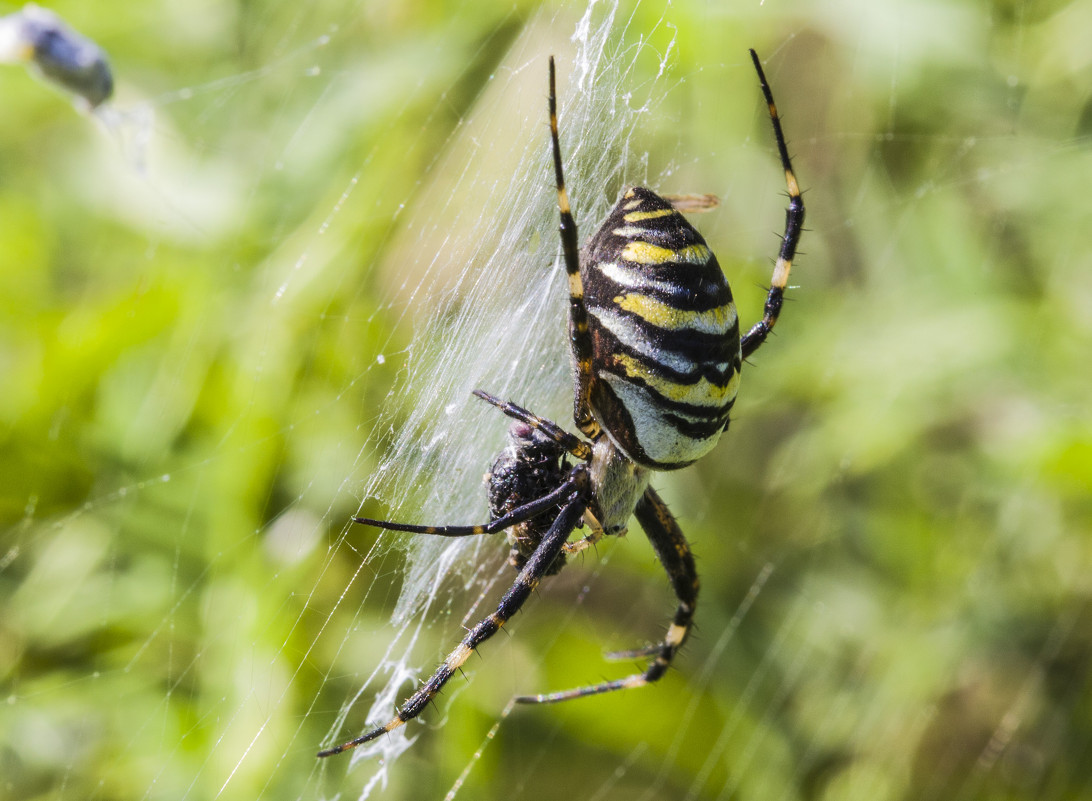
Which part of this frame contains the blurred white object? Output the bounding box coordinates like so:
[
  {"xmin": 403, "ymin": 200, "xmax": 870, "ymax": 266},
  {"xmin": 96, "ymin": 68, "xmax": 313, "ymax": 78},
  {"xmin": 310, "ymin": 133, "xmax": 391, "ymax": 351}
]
[{"xmin": 0, "ymin": 3, "xmax": 112, "ymax": 107}]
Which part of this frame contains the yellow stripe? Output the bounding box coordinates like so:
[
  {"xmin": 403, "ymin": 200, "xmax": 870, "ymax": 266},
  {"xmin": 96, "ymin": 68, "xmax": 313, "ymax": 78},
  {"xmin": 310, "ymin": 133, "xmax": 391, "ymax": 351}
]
[
  {"xmin": 621, "ymin": 241, "xmax": 710, "ymax": 265},
  {"xmin": 567, "ymin": 271, "xmax": 583, "ymax": 297},
  {"xmin": 771, "ymin": 257, "xmax": 792, "ymax": 290},
  {"xmin": 615, "ymin": 353, "xmax": 740, "ymax": 406},
  {"xmin": 445, "ymin": 643, "xmax": 473, "ymax": 669},
  {"xmin": 665, "ymin": 623, "xmax": 688, "ymax": 647},
  {"xmin": 785, "ymin": 168, "xmax": 801, "ymax": 198},
  {"xmin": 556, "ymin": 188, "xmax": 571, "ymax": 215},
  {"xmin": 676, "ymin": 244, "xmax": 712, "ymax": 264},
  {"xmin": 614, "ymin": 292, "xmax": 736, "ymax": 335},
  {"xmin": 623, "ymin": 208, "xmax": 675, "ymax": 222}
]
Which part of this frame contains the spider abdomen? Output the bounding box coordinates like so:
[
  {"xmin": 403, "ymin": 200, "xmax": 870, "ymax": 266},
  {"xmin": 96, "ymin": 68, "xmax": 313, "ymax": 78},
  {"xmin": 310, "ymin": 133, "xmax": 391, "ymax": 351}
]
[{"xmin": 580, "ymin": 187, "xmax": 742, "ymax": 470}]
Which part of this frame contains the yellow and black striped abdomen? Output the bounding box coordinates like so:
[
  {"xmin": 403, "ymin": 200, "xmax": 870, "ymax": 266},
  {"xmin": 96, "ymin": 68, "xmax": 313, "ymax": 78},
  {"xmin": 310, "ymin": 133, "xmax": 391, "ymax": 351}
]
[{"xmin": 579, "ymin": 187, "xmax": 742, "ymax": 470}]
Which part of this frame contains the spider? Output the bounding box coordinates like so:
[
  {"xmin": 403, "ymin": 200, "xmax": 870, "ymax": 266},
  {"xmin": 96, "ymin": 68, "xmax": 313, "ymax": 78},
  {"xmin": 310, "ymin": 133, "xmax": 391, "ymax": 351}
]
[{"xmin": 318, "ymin": 49, "xmax": 803, "ymax": 758}]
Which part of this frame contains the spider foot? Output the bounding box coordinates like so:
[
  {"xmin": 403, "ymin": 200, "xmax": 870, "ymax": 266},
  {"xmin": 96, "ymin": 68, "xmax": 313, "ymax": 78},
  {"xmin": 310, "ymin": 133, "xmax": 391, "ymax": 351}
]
[
  {"xmin": 317, "ymin": 716, "xmax": 405, "ymax": 758},
  {"xmin": 514, "ymin": 674, "xmax": 649, "ymax": 705},
  {"xmin": 561, "ymin": 531, "xmax": 601, "ymax": 557},
  {"xmin": 604, "ymin": 643, "xmax": 661, "ymax": 660}
]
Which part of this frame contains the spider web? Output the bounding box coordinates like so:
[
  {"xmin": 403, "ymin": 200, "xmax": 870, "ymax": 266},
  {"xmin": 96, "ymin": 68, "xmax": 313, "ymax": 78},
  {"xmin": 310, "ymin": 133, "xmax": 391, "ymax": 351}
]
[
  {"xmin": 317, "ymin": 0, "xmax": 695, "ymax": 785},
  {"xmin": 3, "ymin": 1, "xmax": 1091, "ymax": 800}
]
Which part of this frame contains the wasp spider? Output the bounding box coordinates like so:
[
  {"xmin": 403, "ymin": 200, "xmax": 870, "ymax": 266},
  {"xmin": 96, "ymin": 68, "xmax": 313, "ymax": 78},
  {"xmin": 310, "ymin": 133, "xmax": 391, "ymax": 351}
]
[{"xmin": 319, "ymin": 49, "xmax": 803, "ymax": 758}]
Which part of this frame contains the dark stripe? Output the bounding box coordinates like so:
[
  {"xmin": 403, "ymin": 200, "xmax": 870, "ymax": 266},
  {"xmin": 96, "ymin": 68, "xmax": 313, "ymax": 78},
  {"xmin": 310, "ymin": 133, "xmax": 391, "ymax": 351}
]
[
  {"xmin": 586, "ymin": 188, "xmax": 708, "ymax": 254},
  {"xmin": 607, "ymin": 219, "xmax": 703, "ymax": 247},
  {"xmin": 468, "ymin": 615, "xmax": 499, "ymax": 641},
  {"xmin": 603, "ymin": 366, "xmax": 735, "ymax": 421},
  {"xmin": 598, "ymin": 367, "xmax": 734, "ymax": 431},
  {"xmin": 589, "ymin": 316, "xmax": 741, "ymax": 385},
  {"xmin": 588, "ymin": 256, "xmax": 733, "ymax": 312},
  {"xmin": 662, "ymin": 405, "xmax": 734, "ymax": 440},
  {"xmin": 589, "ymin": 383, "xmax": 725, "ymax": 469},
  {"xmin": 498, "ymin": 574, "xmax": 536, "ymax": 612},
  {"xmin": 402, "ymin": 664, "xmax": 455, "ymax": 717},
  {"xmin": 602, "ymin": 345, "xmax": 738, "ymax": 390}
]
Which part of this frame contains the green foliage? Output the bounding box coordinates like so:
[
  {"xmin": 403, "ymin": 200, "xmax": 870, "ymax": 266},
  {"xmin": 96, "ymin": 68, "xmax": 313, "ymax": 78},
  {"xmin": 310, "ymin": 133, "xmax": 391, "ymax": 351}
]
[{"xmin": 2, "ymin": 1, "xmax": 1090, "ymax": 799}]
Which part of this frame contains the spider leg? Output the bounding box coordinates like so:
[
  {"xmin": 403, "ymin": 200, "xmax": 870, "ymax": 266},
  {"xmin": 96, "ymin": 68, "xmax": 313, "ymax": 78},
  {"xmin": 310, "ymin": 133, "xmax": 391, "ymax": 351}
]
[
  {"xmin": 514, "ymin": 485, "xmax": 698, "ymax": 704},
  {"xmin": 561, "ymin": 528, "xmax": 603, "ymax": 556},
  {"xmin": 562, "ymin": 508, "xmax": 605, "ymax": 556},
  {"xmin": 547, "ymin": 57, "xmax": 600, "ymax": 439},
  {"xmin": 472, "ymin": 389, "xmax": 591, "ymax": 461},
  {"xmin": 604, "ymin": 643, "xmax": 662, "ymax": 660},
  {"xmin": 741, "ymin": 49, "xmax": 805, "ymax": 360},
  {"xmin": 317, "ymin": 466, "xmax": 590, "ymax": 758},
  {"xmin": 352, "ymin": 473, "xmax": 583, "ymax": 537}
]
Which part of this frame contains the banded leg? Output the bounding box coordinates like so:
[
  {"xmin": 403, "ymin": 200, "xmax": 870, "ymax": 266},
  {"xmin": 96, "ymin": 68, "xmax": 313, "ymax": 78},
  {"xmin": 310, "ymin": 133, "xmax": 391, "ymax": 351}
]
[
  {"xmin": 472, "ymin": 389, "xmax": 591, "ymax": 461},
  {"xmin": 352, "ymin": 471, "xmax": 585, "ymax": 538},
  {"xmin": 562, "ymin": 508, "xmax": 606, "ymax": 557},
  {"xmin": 547, "ymin": 56, "xmax": 600, "ymax": 439},
  {"xmin": 741, "ymin": 48, "xmax": 805, "ymax": 360},
  {"xmin": 318, "ymin": 466, "xmax": 590, "ymax": 758},
  {"xmin": 514, "ymin": 485, "xmax": 698, "ymax": 704}
]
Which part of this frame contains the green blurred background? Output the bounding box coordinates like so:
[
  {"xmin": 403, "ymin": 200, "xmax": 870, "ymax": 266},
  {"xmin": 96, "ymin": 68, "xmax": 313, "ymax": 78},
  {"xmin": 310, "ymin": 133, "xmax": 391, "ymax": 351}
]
[{"xmin": 2, "ymin": 0, "xmax": 1091, "ymax": 799}]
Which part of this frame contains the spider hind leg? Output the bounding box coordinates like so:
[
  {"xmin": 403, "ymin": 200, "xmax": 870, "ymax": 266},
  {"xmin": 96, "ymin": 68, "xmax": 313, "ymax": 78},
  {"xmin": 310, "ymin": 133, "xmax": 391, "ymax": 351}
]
[
  {"xmin": 514, "ymin": 485, "xmax": 698, "ymax": 704},
  {"xmin": 317, "ymin": 467, "xmax": 590, "ymax": 758}
]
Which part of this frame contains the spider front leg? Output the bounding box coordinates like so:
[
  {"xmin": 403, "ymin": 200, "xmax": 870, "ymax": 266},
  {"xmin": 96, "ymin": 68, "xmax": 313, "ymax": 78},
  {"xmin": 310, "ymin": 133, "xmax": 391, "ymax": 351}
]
[
  {"xmin": 318, "ymin": 465, "xmax": 590, "ymax": 758},
  {"xmin": 547, "ymin": 57, "xmax": 600, "ymax": 440},
  {"xmin": 352, "ymin": 475, "xmax": 581, "ymax": 538},
  {"xmin": 515, "ymin": 485, "xmax": 698, "ymax": 703},
  {"xmin": 472, "ymin": 389, "xmax": 591, "ymax": 461},
  {"xmin": 741, "ymin": 49, "xmax": 805, "ymax": 360}
]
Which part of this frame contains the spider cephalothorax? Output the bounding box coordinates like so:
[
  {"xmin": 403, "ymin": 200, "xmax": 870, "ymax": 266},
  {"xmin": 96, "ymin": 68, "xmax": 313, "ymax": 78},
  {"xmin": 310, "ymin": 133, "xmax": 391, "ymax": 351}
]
[{"xmin": 319, "ymin": 49, "xmax": 803, "ymax": 758}]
